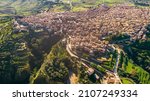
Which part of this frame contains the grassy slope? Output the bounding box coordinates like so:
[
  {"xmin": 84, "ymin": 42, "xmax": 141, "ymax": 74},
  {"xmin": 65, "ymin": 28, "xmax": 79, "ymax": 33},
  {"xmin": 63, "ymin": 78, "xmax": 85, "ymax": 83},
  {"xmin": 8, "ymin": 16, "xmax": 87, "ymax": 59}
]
[
  {"xmin": 125, "ymin": 60, "xmax": 150, "ymax": 84},
  {"xmin": 63, "ymin": 0, "xmax": 133, "ymax": 12},
  {"xmin": 121, "ymin": 77, "xmax": 135, "ymax": 84},
  {"xmin": 31, "ymin": 41, "xmax": 74, "ymax": 83},
  {"xmin": 1, "ymin": 0, "xmax": 148, "ymax": 15},
  {"xmin": 0, "ymin": 17, "xmax": 31, "ymax": 83},
  {"xmin": 0, "ymin": 0, "xmax": 54, "ymax": 15},
  {"xmin": 0, "ymin": 0, "xmax": 131, "ymax": 15}
]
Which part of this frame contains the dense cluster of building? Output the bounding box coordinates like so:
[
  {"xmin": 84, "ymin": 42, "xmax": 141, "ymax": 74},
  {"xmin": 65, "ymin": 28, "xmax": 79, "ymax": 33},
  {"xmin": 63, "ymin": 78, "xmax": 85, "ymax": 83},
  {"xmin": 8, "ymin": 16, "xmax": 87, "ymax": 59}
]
[{"xmin": 19, "ymin": 4, "xmax": 150, "ymax": 55}]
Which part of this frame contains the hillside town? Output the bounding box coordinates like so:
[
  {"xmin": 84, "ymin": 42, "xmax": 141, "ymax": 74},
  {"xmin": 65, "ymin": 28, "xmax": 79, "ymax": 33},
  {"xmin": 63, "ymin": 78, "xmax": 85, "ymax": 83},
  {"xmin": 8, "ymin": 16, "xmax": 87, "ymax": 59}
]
[{"xmin": 19, "ymin": 5, "xmax": 150, "ymax": 56}]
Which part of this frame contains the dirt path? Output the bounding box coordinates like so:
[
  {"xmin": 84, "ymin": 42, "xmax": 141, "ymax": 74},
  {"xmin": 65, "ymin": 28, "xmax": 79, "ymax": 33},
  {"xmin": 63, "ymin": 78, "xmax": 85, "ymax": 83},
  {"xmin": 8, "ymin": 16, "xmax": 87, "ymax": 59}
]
[{"xmin": 69, "ymin": 72, "xmax": 78, "ymax": 84}]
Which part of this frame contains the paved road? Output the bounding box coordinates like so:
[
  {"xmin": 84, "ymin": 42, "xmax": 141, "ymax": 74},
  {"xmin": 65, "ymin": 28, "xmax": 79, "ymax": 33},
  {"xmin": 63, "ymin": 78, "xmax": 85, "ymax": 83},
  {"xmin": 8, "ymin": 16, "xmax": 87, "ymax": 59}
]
[
  {"xmin": 66, "ymin": 38, "xmax": 122, "ymax": 84},
  {"xmin": 66, "ymin": 42, "xmax": 79, "ymax": 59},
  {"xmin": 66, "ymin": 38, "xmax": 104, "ymax": 76},
  {"xmin": 113, "ymin": 47, "xmax": 122, "ymax": 84},
  {"xmin": 113, "ymin": 48, "xmax": 120, "ymax": 74}
]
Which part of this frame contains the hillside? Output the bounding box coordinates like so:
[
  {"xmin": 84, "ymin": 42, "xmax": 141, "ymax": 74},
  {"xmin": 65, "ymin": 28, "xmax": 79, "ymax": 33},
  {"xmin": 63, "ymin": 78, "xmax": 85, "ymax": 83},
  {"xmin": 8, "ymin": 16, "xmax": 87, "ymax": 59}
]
[
  {"xmin": 0, "ymin": 0, "xmax": 134, "ymax": 16},
  {"xmin": 0, "ymin": 0, "xmax": 150, "ymax": 84},
  {"xmin": 0, "ymin": 0, "xmax": 150, "ymax": 16},
  {"xmin": 0, "ymin": 0, "xmax": 59, "ymax": 16},
  {"xmin": 18, "ymin": 4, "xmax": 150, "ymax": 83}
]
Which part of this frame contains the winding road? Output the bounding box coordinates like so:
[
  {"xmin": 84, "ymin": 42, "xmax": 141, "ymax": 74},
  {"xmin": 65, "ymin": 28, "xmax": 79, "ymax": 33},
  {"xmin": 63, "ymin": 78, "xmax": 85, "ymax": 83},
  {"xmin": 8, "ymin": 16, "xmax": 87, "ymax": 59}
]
[
  {"xmin": 66, "ymin": 37, "xmax": 122, "ymax": 84},
  {"xmin": 66, "ymin": 37, "xmax": 104, "ymax": 75}
]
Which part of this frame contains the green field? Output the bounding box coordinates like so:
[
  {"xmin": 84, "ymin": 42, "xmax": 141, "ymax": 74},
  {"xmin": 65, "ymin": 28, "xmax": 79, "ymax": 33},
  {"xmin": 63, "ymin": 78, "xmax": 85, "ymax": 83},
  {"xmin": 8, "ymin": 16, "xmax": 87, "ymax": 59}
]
[
  {"xmin": 0, "ymin": 0, "xmax": 144, "ymax": 15},
  {"xmin": 120, "ymin": 55, "xmax": 150, "ymax": 84},
  {"xmin": 121, "ymin": 77, "xmax": 135, "ymax": 84}
]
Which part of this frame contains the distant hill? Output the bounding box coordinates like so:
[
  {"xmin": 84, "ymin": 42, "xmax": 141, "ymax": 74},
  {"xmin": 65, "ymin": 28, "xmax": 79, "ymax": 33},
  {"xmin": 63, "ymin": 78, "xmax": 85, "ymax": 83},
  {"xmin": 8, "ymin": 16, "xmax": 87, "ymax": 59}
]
[
  {"xmin": 0, "ymin": 0, "xmax": 150, "ymax": 16},
  {"xmin": 0, "ymin": 0, "xmax": 59, "ymax": 16}
]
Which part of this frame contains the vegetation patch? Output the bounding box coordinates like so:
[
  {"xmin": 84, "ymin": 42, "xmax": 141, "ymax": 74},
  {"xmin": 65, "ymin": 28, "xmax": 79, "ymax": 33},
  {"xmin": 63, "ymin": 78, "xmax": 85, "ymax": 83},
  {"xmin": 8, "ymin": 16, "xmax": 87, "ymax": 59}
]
[{"xmin": 121, "ymin": 77, "xmax": 135, "ymax": 84}]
